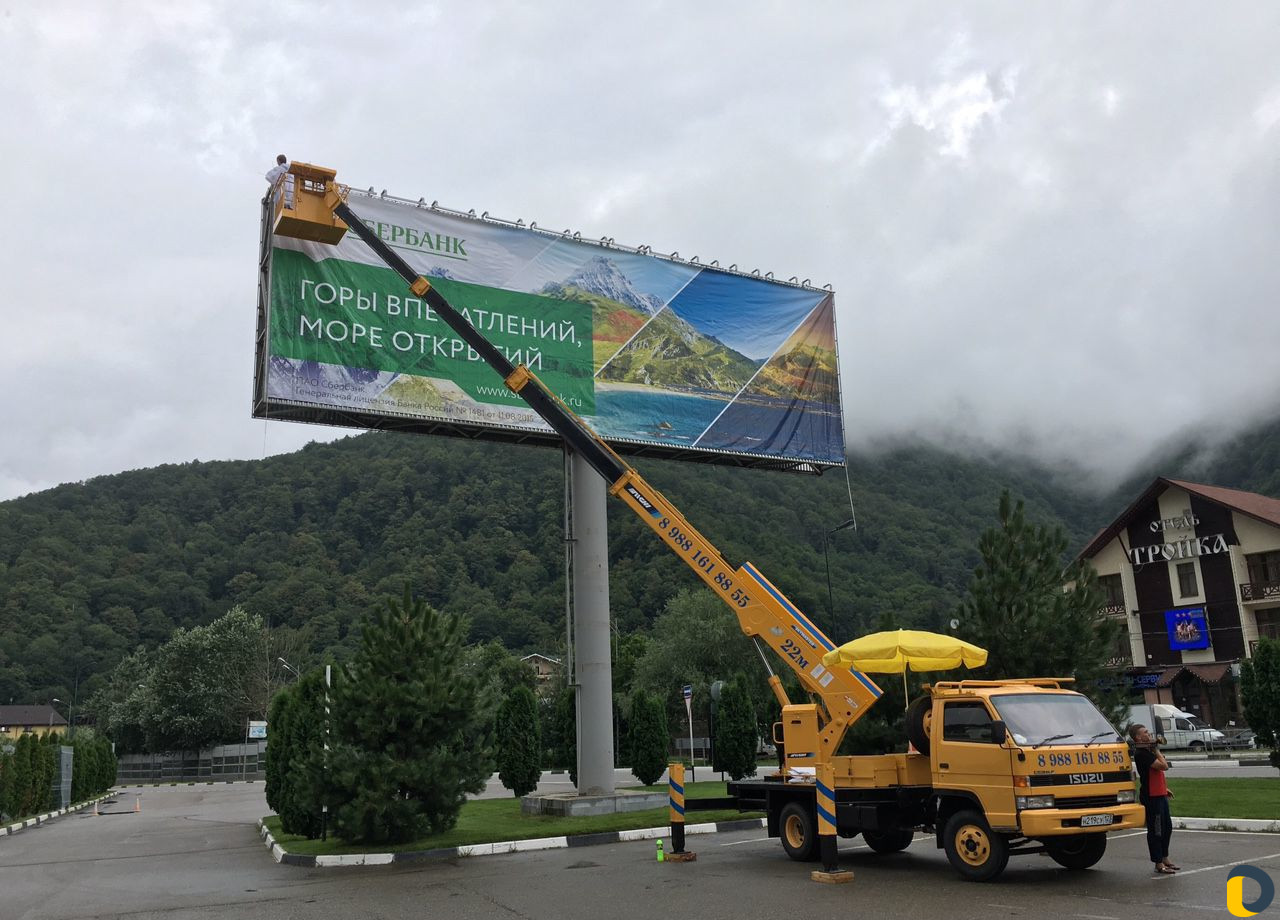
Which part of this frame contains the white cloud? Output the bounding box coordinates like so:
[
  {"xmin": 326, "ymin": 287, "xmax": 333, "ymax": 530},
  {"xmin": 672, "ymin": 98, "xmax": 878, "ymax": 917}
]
[{"xmin": 1, "ymin": 2, "xmax": 1278, "ymax": 500}]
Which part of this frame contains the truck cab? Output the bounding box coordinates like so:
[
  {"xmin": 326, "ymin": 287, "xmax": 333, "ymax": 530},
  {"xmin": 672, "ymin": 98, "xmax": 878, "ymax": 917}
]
[{"xmin": 916, "ymin": 680, "xmax": 1145, "ymax": 880}]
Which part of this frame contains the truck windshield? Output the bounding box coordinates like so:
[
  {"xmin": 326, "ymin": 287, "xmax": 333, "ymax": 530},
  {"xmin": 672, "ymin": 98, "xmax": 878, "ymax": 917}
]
[{"xmin": 990, "ymin": 693, "xmax": 1118, "ymax": 747}]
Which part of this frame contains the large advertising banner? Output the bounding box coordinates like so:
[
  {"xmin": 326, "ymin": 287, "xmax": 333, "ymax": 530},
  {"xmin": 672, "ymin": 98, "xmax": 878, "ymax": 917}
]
[{"xmin": 260, "ymin": 191, "xmax": 844, "ymax": 466}]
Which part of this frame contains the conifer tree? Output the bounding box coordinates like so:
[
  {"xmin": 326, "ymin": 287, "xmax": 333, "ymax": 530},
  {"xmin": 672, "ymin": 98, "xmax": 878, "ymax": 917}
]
[
  {"xmin": 278, "ymin": 669, "xmax": 330, "ymax": 838},
  {"xmin": 1241, "ymin": 637, "xmax": 1280, "ymax": 769},
  {"xmin": 264, "ymin": 686, "xmax": 294, "ymax": 816},
  {"xmin": 628, "ymin": 691, "xmax": 669, "ymax": 786},
  {"xmin": 713, "ymin": 678, "xmax": 757, "ymax": 781},
  {"xmin": 39, "ymin": 733, "xmax": 59, "ymax": 809},
  {"xmin": 497, "ymin": 685, "xmax": 542, "ymax": 797},
  {"xmin": 328, "ymin": 586, "xmax": 493, "ymax": 843},
  {"xmin": 542, "ymin": 683, "xmax": 577, "ymax": 786},
  {"xmin": 103, "ymin": 736, "xmax": 119, "ymax": 792},
  {"xmin": 955, "ymin": 491, "xmax": 1124, "ymax": 712},
  {"xmin": 11, "ymin": 734, "xmax": 33, "ymax": 818},
  {"xmin": 0, "ymin": 747, "xmax": 12, "ymax": 821}
]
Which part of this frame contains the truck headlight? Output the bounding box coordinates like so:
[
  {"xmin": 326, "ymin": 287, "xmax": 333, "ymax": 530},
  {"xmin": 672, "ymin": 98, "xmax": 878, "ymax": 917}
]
[
  {"xmin": 1116, "ymin": 789, "xmax": 1136, "ymax": 804},
  {"xmin": 1016, "ymin": 795, "xmax": 1056, "ymax": 810}
]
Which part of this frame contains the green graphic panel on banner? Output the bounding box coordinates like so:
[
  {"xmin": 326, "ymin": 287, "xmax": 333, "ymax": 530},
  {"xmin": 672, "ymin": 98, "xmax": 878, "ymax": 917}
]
[{"xmin": 270, "ymin": 248, "xmax": 594, "ymax": 412}]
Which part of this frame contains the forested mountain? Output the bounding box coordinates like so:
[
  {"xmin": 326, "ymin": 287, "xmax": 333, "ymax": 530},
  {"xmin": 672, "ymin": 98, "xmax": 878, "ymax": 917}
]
[{"xmin": 4, "ymin": 411, "xmax": 1280, "ymax": 714}]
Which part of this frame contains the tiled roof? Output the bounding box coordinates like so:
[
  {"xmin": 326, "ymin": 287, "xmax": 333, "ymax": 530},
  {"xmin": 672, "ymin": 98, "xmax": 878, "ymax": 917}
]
[
  {"xmin": 0, "ymin": 705, "xmax": 66, "ymax": 727},
  {"xmin": 1078, "ymin": 477, "xmax": 1280, "ymax": 560},
  {"xmin": 1166, "ymin": 479, "xmax": 1280, "ymax": 529}
]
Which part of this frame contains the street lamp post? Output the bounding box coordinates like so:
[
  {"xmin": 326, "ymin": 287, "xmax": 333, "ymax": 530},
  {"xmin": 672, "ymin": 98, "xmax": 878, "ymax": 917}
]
[
  {"xmin": 278, "ymin": 657, "xmax": 301, "ymax": 680},
  {"xmin": 49, "ymin": 698, "xmax": 62, "ymax": 734},
  {"xmin": 822, "ymin": 519, "xmax": 858, "ymax": 640}
]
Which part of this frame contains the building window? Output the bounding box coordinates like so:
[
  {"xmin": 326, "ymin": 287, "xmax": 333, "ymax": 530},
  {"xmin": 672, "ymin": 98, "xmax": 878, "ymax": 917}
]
[
  {"xmin": 1098, "ymin": 573, "xmax": 1125, "ymax": 613},
  {"xmin": 1258, "ymin": 609, "xmax": 1280, "ymax": 642},
  {"xmin": 1245, "ymin": 550, "xmax": 1280, "ymax": 586},
  {"xmin": 1177, "ymin": 562, "xmax": 1199, "ymax": 598}
]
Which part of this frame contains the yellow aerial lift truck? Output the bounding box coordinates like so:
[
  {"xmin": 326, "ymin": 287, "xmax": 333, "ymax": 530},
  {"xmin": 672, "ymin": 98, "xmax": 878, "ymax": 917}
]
[{"xmin": 269, "ymin": 165, "xmax": 1145, "ymax": 881}]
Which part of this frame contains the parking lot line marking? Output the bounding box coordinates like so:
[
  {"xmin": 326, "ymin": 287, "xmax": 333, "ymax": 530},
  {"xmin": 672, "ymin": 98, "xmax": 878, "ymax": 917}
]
[
  {"xmin": 1110, "ymin": 831, "xmax": 1147, "ymax": 839},
  {"xmin": 1073, "ymin": 914, "xmax": 1119, "ymax": 919},
  {"xmin": 720, "ymin": 837, "xmax": 770, "ymax": 846},
  {"xmin": 1154, "ymin": 850, "xmax": 1280, "ymax": 879}
]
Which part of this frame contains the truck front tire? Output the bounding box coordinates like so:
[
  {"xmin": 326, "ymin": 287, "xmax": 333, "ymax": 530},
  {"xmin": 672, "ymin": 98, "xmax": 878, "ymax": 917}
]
[
  {"xmin": 943, "ymin": 810, "xmax": 1009, "ymax": 882},
  {"xmin": 779, "ymin": 801, "xmax": 819, "ymax": 862},
  {"xmin": 1044, "ymin": 833, "xmax": 1107, "ymax": 870}
]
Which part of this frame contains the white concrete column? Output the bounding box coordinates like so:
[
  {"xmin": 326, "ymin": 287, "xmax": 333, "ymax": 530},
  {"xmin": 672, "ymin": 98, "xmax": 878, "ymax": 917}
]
[{"xmin": 569, "ymin": 450, "xmax": 615, "ymax": 795}]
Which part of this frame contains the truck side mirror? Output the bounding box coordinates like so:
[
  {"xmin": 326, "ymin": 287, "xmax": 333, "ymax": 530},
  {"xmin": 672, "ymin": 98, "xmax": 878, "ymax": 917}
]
[{"xmin": 987, "ymin": 720, "xmax": 1008, "ymax": 745}]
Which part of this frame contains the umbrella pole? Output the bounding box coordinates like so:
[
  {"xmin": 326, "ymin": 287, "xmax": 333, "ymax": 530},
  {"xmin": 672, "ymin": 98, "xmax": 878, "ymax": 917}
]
[{"xmin": 903, "ymin": 670, "xmax": 908, "ymax": 711}]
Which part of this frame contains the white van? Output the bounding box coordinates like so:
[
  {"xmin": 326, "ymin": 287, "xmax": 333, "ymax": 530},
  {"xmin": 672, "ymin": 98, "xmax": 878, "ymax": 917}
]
[{"xmin": 1125, "ymin": 703, "xmax": 1226, "ymax": 751}]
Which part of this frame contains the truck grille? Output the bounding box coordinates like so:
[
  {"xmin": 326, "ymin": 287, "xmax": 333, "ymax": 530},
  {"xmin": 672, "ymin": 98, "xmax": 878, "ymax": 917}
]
[{"xmin": 1056, "ymin": 794, "xmax": 1118, "ymax": 809}]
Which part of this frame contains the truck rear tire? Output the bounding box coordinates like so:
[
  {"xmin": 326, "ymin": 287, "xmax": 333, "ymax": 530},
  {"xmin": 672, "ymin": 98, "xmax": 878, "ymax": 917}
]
[
  {"xmin": 1044, "ymin": 833, "xmax": 1107, "ymax": 870},
  {"xmin": 906, "ymin": 697, "xmax": 933, "ymax": 755},
  {"xmin": 943, "ymin": 810, "xmax": 1009, "ymax": 882},
  {"xmin": 779, "ymin": 801, "xmax": 819, "ymax": 862},
  {"xmin": 862, "ymin": 827, "xmax": 916, "ymax": 853}
]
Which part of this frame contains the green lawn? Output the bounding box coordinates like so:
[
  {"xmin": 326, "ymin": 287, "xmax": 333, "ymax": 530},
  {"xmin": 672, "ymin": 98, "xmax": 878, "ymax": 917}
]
[
  {"xmin": 265, "ymin": 792, "xmax": 761, "ymax": 856},
  {"xmin": 1168, "ymin": 778, "xmax": 1280, "ymax": 820},
  {"xmin": 264, "ymin": 777, "xmax": 1277, "ymax": 857}
]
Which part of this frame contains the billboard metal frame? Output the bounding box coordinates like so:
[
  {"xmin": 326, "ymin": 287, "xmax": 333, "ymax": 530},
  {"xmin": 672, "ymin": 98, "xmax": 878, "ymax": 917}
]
[{"xmin": 253, "ymin": 191, "xmax": 846, "ymax": 475}]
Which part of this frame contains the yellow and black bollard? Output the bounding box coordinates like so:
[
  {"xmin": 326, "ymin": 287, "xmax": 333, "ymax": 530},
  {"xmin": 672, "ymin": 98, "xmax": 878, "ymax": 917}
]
[
  {"xmin": 665, "ymin": 762, "xmax": 697, "ymax": 862},
  {"xmin": 810, "ymin": 762, "xmax": 852, "ymax": 883}
]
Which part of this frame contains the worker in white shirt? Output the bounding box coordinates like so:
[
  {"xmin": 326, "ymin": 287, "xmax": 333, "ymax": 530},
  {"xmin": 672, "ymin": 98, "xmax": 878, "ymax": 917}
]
[{"xmin": 265, "ymin": 154, "xmax": 294, "ymax": 208}]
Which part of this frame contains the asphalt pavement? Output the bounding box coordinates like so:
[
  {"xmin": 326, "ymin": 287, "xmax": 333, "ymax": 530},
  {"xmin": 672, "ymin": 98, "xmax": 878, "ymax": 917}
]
[{"xmin": 2, "ymin": 783, "xmax": 1278, "ymax": 920}]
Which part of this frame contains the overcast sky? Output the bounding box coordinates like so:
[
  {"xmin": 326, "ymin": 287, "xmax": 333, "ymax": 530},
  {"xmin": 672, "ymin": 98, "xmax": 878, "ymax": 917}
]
[{"xmin": 2, "ymin": 2, "xmax": 1277, "ymax": 502}]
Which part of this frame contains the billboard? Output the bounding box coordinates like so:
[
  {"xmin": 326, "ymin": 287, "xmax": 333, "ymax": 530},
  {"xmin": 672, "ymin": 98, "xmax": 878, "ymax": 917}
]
[
  {"xmin": 1165, "ymin": 607, "xmax": 1211, "ymax": 651},
  {"xmin": 254, "ymin": 190, "xmax": 845, "ymax": 469}
]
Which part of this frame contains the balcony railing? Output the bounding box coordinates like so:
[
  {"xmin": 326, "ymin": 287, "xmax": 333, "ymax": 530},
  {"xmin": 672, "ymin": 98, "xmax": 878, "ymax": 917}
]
[
  {"xmin": 1098, "ymin": 603, "xmax": 1127, "ymax": 617},
  {"xmin": 1239, "ymin": 581, "xmax": 1280, "ymax": 602}
]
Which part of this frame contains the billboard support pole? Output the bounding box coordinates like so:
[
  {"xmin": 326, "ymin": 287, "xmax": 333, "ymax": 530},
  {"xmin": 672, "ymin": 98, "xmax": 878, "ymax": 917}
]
[{"xmin": 569, "ymin": 449, "xmax": 615, "ymax": 796}]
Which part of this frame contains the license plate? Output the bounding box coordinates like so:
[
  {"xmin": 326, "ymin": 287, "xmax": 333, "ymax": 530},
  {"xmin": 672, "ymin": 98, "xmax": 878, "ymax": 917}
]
[{"xmin": 1081, "ymin": 814, "xmax": 1114, "ymax": 827}]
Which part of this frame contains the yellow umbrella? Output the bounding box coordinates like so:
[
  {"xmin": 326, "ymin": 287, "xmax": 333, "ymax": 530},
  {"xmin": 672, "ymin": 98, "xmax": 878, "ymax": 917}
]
[{"xmin": 821, "ymin": 629, "xmax": 988, "ymax": 706}]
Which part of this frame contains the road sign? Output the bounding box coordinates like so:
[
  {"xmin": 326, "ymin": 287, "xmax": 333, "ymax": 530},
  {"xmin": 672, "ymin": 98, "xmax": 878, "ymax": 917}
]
[{"xmin": 247, "ymin": 721, "xmax": 268, "ymax": 740}]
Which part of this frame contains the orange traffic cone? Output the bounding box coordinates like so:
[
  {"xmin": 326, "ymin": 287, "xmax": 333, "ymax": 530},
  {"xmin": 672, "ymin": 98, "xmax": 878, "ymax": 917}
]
[
  {"xmin": 93, "ymin": 800, "xmax": 99, "ymax": 817},
  {"xmin": 134, "ymin": 796, "xmax": 140, "ymax": 813}
]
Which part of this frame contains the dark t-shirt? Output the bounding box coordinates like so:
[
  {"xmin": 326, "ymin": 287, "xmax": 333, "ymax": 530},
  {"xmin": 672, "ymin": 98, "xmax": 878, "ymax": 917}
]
[{"xmin": 1135, "ymin": 747, "xmax": 1168, "ymax": 800}]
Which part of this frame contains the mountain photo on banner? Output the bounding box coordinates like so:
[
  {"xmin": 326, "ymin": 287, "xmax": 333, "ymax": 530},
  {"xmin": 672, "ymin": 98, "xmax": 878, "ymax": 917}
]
[
  {"xmin": 592, "ymin": 269, "xmax": 826, "ymax": 453},
  {"xmin": 695, "ymin": 294, "xmax": 841, "ymax": 462}
]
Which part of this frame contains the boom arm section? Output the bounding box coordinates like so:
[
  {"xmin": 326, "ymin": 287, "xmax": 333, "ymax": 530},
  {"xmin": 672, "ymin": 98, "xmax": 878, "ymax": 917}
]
[{"xmin": 277, "ymin": 170, "xmax": 881, "ymax": 754}]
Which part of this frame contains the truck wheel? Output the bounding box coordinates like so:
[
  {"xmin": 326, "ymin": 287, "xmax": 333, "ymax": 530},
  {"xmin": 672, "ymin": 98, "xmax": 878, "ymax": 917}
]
[
  {"xmin": 779, "ymin": 801, "xmax": 819, "ymax": 862},
  {"xmin": 862, "ymin": 827, "xmax": 916, "ymax": 853},
  {"xmin": 1044, "ymin": 833, "xmax": 1107, "ymax": 870},
  {"xmin": 906, "ymin": 697, "xmax": 933, "ymax": 755},
  {"xmin": 943, "ymin": 810, "xmax": 1009, "ymax": 882},
  {"xmin": 1189, "ymin": 741, "xmax": 1204, "ymax": 752}
]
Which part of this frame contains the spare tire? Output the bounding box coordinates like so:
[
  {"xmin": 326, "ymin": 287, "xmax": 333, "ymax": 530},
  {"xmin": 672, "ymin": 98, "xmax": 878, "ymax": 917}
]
[{"xmin": 906, "ymin": 696, "xmax": 933, "ymax": 755}]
